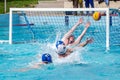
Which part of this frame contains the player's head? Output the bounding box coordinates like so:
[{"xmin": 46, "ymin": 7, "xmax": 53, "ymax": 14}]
[
  {"xmin": 42, "ymin": 53, "xmax": 52, "ymax": 64},
  {"xmin": 56, "ymin": 41, "xmax": 67, "ymax": 55},
  {"xmin": 68, "ymin": 35, "xmax": 75, "ymax": 44}
]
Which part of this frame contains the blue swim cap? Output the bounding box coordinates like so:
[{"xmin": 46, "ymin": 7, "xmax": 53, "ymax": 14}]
[
  {"xmin": 42, "ymin": 53, "xmax": 52, "ymax": 63},
  {"xmin": 56, "ymin": 41, "xmax": 67, "ymax": 55},
  {"xmin": 56, "ymin": 41, "xmax": 64, "ymax": 49}
]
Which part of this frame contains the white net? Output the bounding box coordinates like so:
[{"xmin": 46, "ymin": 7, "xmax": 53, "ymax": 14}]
[
  {"xmin": 0, "ymin": 14, "xmax": 9, "ymax": 44},
  {"xmin": 110, "ymin": 9, "xmax": 120, "ymax": 46},
  {"xmin": 9, "ymin": 8, "xmax": 110, "ymax": 49}
]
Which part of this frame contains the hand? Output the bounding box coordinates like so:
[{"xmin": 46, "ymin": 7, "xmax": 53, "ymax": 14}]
[
  {"xmin": 85, "ymin": 22, "xmax": 91, "ymax": 28},
  {"xmin": 86, "ymin": 37, "xmax": 93, "ymax": 44},
  {"xmin": 77, "ymin": 18, "xmax": 83, "ymax": 24}
]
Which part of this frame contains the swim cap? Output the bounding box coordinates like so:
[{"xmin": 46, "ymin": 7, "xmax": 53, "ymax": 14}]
[
  {"xmin": 56, "ymin": 41, "xmax": 64, "ymax": 48},
  {"xmin": 56, "ymin": 41, "xmax": 67, "ymax": 55},
  {"xmin": 42, "ymin": 53, "xmax": 52, "ymax": 63}
]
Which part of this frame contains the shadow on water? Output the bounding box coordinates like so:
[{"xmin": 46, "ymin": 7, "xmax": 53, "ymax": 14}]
[{"xmin": 74, "ymin": 63, "xmax": 89, "ymax": 67}]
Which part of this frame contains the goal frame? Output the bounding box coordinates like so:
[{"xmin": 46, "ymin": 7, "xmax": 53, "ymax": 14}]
[{"xmin": 9, "ymin": 8, "xmax": 109, "ymax": 50}]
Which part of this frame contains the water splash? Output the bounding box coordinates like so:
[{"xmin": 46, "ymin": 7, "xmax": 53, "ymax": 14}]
[{"xmin": 36, "ymin": 42, "xmax": 87, "ymax": 65}]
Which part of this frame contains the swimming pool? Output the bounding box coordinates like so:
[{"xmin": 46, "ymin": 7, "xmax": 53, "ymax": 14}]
[
  {"xmin": 0, "ymin": 10, "xmax": 120, "ymax": 80},
  {"xmin": 0, "ymin": 42, "xmax": 120, "ymax": 80}
]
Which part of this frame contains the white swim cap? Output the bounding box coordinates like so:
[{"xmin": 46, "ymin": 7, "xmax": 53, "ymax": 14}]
[{"xmin": 56, "ymin": 41, "xmax": 67, "ymax": 55}]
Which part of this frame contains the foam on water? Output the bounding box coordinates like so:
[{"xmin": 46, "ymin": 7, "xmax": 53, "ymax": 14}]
[{"xmin": 32, "ymin": 42, "xmax": 88, "ymax": 66}]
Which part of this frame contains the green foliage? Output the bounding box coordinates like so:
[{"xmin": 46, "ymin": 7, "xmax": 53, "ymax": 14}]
[{"xmin": 0, "ymin": 0, "xmax": 38, "ymax": 14}]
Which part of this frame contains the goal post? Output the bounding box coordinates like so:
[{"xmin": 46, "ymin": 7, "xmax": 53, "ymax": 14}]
[
  {"xmin": 9, "ymin": 8, "xmax": 12, "ymax": 44},
  {"xmin": 106, "ymin": 8, "xmax": 110, "ymax": 50},
  {"xmin": 9, "ymin": 8, "xmax": 109, "ymax": 50}
]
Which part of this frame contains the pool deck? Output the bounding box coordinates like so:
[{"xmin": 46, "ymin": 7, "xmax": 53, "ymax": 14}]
[
  {"xmin": 35, "ymin": 0, "xmax": 64, "ymax": 8},
  {"xmin": 35, "ymin": 0, "xmax": 120, "ymax": 9}
]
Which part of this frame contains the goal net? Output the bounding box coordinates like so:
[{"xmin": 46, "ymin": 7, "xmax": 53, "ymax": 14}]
[
  {"xmin": 9, "ymin": 8, "xmax": 110, "ymax": 50},
  {"xmin": 109, "ymin": 9, "xmax": 120, "ymax": 46}
]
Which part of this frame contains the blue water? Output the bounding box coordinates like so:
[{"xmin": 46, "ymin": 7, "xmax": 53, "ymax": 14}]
[
  {"xmin": 0, "ymin": 12, "xmax": 120, "ymax": 80},
  {"xmin": 0, "ymin": 43, "xmax": 120, "ymax": 80}
]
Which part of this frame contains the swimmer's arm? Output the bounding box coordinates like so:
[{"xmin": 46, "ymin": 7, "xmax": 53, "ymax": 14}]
[
  {"xmin": 18, "ymin": 62, "xmax": 43, "ymax": 72},
  {"xmin": 73, "ymin": 22, "xmax": 91, "ymax": 46},
  {"xmin": 79, "ymin": 41, "xmax": 88, "ymax": 47},
  {"xmin": 66, "ymin": 48, "xmax": 73, "ymax": 54},
  {"xmin": 78, "ymin": 38, "xmax": 93, "ymax": 47},
  {"xmin": 62, "ymin": 18, "xmax": 83, "ymax": 41},
  {"xmin": 67, "ymin": 38, "xmax": 93, "ymax": 52},
  {"xmin": 18, "ymin": 67, "xmax": 33, "ymax": 72},
  {"xmin": 29, "ymin": 62, "xmax": 43, "ymax": 69}
]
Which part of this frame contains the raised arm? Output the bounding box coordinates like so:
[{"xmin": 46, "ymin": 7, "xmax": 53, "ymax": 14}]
[
  {"xmin": 62, "ymin": 18, "xmax": 83, "ymax": 41},
  {"xmin": 71, "ymin": 21, "xmax": 91, "ymax": 46}
]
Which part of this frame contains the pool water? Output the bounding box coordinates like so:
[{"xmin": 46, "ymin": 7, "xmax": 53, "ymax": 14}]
[
  {"xmin": 0, "ymin": 11, "xmax": 120, "ymax": 80},
  {"xmin": 0, "ymin": 42, "xmax": 120, "ymax": 80}
]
